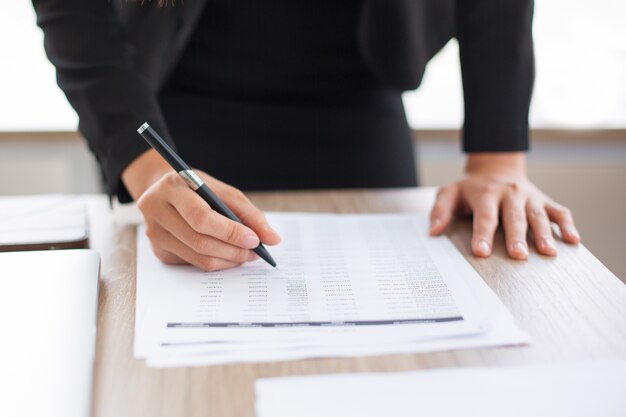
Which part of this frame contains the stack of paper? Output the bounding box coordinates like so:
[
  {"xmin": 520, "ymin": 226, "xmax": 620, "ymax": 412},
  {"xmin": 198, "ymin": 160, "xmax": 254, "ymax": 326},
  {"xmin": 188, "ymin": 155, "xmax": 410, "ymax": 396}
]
[
  {"xmin": 134, "ymin": 213, "xmax": 529, "ymax": 367},
  {"xmin": 255, "ymin": 362, "xmax": 626, "ymax": 417},
  {"xmin": 0, "ymin": 195, "xmax": 88, "ymax": 251}
]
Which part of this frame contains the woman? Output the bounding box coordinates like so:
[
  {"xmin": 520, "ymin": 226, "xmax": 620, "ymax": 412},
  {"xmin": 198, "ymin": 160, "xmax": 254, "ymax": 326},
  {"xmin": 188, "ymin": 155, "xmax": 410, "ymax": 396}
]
[{"xmin": 33, "ymin": 0, "xmax": 580, "ymax": 271}]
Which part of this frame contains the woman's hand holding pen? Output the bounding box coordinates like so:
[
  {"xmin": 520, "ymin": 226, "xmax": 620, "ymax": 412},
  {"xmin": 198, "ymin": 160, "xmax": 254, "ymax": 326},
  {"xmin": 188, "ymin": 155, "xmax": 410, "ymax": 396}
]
[
  {"xmin": 429, "ymin": 152, "xmax": 580, "ymax": 260},
  {"xmin": 122, "ymin": 149, "xmax": 281, "ymax": 271}
]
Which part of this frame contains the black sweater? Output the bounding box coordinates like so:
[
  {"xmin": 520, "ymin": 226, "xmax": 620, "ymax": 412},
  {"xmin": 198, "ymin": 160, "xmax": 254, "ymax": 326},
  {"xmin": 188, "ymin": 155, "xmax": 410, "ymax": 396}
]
[
  {"xmin": 32, "ymin": 0, "xmax": 534, "ymax": 202},
  {"xmin": 158, "ymin": 0, "xmax": 417, "ymax": 192}
]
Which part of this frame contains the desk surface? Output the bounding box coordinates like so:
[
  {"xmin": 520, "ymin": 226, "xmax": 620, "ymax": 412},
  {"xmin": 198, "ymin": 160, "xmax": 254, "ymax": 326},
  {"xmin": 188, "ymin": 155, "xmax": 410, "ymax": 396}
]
[{"xmin": 88, "ymin": 189, "xmax": 626, "ymax": 417}]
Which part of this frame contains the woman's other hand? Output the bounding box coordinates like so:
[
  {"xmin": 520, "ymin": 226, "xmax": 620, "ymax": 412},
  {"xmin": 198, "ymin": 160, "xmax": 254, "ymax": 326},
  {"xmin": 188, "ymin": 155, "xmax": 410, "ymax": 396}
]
[{"xmin": 429, "ymin": 152, "xmax": 580, "ymax": 260}]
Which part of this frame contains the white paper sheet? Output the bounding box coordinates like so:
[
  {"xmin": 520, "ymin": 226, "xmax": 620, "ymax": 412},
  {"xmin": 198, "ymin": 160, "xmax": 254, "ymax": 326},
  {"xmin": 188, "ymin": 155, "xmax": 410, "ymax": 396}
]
[
  {"xmin": 146, "ymin": 315, "xmax": 526, "ymax": 367},
  {"xmin": 255, "ymin": 362, "xmax": 626, "ymax": 417},
  {"xmin": 0, "ymin": 195, "xmax": 88, "ymax": 246},
  {"xmin": 135, "ymin": 213, "xmax": 528, "ymax": 367}
]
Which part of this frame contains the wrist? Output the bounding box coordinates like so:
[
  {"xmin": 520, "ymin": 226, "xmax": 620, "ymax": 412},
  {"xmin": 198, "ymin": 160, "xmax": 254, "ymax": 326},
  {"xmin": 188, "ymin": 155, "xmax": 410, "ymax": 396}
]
[
  {"xmin": 465, "ymin": 152, "xmax": 527, "ymax": 179},
  {"xmin": 121, "ymin": 149, "xmax": 172, "ymax": 201}
]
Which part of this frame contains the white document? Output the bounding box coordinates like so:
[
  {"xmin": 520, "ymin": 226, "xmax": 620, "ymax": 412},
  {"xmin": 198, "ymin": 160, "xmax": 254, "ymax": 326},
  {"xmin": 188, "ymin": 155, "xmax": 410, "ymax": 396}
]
[
  {"xmin": 255, "ymin": 362, "xmax": 626, "ymax": 417},
  {"xmin": 135, "ymin": 213, "xmax": 527, "ymax": 367},
  {"xmin": 0, "ymin": 194, "xmax": 88, "ymax": 246},
  {"xmin": 0, "ymin": 249, "xmax": 100, "ymax": 417}
]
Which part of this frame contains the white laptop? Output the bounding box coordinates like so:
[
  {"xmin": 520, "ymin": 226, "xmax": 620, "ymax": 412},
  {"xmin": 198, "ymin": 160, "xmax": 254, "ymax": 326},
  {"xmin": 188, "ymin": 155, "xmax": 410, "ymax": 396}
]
[{"xmin": 0, "ymin": 249, "xmax": 100, "ymax": 417}]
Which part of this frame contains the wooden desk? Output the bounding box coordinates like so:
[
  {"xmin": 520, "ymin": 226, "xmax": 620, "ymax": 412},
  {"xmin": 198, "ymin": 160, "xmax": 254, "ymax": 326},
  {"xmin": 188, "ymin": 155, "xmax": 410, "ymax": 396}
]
[{"xmin": 88, "ymin": 189, "xmax": 626, "ymax": 417}]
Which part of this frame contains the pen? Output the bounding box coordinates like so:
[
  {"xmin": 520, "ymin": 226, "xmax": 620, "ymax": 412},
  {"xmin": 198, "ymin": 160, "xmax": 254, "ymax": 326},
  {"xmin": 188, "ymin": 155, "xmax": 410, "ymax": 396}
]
[{"xmin": 137, "ymin": 122, "xmax": 277, "ymax": 268}]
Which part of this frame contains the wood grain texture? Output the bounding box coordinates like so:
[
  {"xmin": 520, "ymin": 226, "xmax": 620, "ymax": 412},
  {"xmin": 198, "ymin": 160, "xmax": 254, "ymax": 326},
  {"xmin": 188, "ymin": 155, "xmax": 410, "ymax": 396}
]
[{"xmin": 87, "ymin": 189, "xmax": 626, "ymax": 417}]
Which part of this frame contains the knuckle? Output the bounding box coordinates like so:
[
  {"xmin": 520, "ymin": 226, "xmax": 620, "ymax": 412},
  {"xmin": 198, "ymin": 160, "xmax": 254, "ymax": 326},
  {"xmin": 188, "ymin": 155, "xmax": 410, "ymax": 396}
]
[
  {"xmin": 187, "ymin": 207, "xmax": 209, "ymax": 231},
  {"xmin": 152, "ymin": 248, "xmax": 165, "ymax": 261},
  {"xmin": 163, "ymin": 171, "xmax": 180, "ymax": 187},
  {"xmin": 224, "ymin": 222, "xmax": 242, "ymax": 244},
  {"xmin": 154, "ymin": 249, "xmax": 174, "ymax": 264},
  {"xmin": 552, "ymin": 205, "xmax": 572, "ymax": 221},
  {"xmin": 144, "ymin": 224, "xmax": 160, "ymax": 241},
  {"xmin": 225, "ymin": 185, "xmax": 246, "ymax": 201},
  {"xmin": 233, "ymin": 188, "xmax": 246, "ymax": 201},
  {"xmin": 189, "ymin": 234, "xmax": 210, "ymax": 254},
  {"xmin": 199, "ymin": 257, "xmax": 218, "ymax": 272},
  {"xmin": 508, "ymin": 210, "xmax": 526, "ymax": 224},
  {"xmin": 162, "ymin": 256, "xmax": 179, "ymax": 265},
  {"xmin": 241, "ymin": 208, "xmax": 265, "ymax": 226},
  {"xmin": 474, "ymin": 212, "xmax": 498, "ymax": 230},
  {"xmin": 504, "ymin": 181, "xmax": 521, "ymax": 195},
  {"xmin": 475, "ymin": 209, "xmax": 495, "ymax": 223},
  {"xmin": 486, "ymin": 218, "xmax": 500, "ymax": 230},
  {"xmin": 235, "ymin": 249, "xmax": 251, "ymax": 263},
  {"xmin": 549, "ymin": 201, "xmax": 562, "ymax": 210},
  {"xmin": 560, "ymin": 207, "xmax": 572, "ymax": 218},
  {"xmin": 479, "ymin": 183, "xmax": 499, "ymax": 194},
  {"xmin": 144, "ymin": 224, "xmax": 154, "ymax": 237},
  {"xmin": 527, "ymin": 205, "xmax": 545, "ymax": 219},
  {"xmin": 137, "ymin": 195, "xmax": 148, "ymax": 212},
  {"xmin": 137, "ymin": 192, "xmax": 159, "ymax": 215}
]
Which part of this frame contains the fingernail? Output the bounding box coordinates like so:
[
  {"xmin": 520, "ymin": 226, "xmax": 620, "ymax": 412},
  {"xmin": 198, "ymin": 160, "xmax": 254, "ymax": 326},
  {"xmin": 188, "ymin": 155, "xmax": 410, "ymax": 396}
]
[
  {"xmin": 542, "ymin": 237, "xmax": 556, "ymax": 251},
  {"xmin": 264, "ymin": 223, "xmax": 278, "ymax": 235},
  {"xmin": 512, "ymin": 241, "xmax": 529, "ymax": 257},
  {"xmin": 243, "ymin": 234, "xmax": 260, "ymax": 249},
  {"xmin": 264, "ymin": 224, "xmax": 281, "ymax": 243},
  {"xmin": 430, "ymin": 218, "xmax": 442, "ymax": 232},
  {"xmin": 477, "ymin": 239, "xmax": 490, "ymax": 255},
  {"xmin": 566, "ymin": 226, "xmax": 580, "ymax": 240}
]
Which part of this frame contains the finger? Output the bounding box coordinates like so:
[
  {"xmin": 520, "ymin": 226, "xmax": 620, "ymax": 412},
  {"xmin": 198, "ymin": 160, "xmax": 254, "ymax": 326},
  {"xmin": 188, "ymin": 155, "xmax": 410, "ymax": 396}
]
[
  {"xmin": 148, "ymin": 223, "xmax": 243, "ymax": 272},
  {"xmin": 168, "ymin": 188, "xmax": 261, "ymax": 249},
  {"xmin": 469, "ymin": 194, "xmax": 500, "ymax": 257},
  {"xmin": 149, "ymin": 205, "xmax": 259, "ymax": 264},
  {"xmin": 429, "ymin": 185, "xmax": 460, "ymax": 235},
  {"xmin": 222, "ymin": 187, "xmax": 282, "ymax": 245},
  {"xmin": 545, "ymin": 202, "xmax": 581, "ymax": 244},
  {"xmin": 526, "ymin": 202, "xmax": 557, "ymax": 256},
  {"xmin": 501, "ymin": 194, "xmax": 529, "ymax": 260},
  {"xmin": 152, "ymin": 247, "xmax": 186, "ymax": 265}
]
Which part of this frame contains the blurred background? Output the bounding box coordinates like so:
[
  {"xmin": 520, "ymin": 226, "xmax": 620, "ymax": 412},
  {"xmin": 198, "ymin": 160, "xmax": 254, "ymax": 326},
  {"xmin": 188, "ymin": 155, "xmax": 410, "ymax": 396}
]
[{"xmin": 1, "ymin": 1, "xmax": 624, "ymax": 280}]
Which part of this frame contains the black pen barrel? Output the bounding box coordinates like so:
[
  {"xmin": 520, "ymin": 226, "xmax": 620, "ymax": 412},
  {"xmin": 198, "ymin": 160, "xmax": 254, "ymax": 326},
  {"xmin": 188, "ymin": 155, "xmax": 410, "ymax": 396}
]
[
  {"xmin": 137, "ymin": 122, "xmax": 277, "ymax": 268},
  {"xmin": 137, "ymin": 123, "xmax": 190, "ymax": 172},
  {"xmin": 196, "ymin": 185, "xmax": 277, "ymax": 268}
]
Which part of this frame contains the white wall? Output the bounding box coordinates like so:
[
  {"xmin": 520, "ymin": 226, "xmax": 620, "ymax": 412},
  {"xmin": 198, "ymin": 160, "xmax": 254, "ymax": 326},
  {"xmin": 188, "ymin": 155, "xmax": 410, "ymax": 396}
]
[
  {"xmin": 0, "ymin": 2, "xmax": 78, "ymax": 130},
  {"xmin": 402, "ymin": 0, "xmax": 626, "ymax": 129},
  {"xmin": 1, "ymin": 1, "xmax": 625, "ymax": 131}
]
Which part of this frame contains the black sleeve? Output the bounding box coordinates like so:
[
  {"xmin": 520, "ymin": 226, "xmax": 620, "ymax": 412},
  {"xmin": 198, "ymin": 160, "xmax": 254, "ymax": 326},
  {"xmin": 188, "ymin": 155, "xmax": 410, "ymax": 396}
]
[
  {"xmin": 32, "ymin": 0, "xmax": 175, "ymax": 203},
  {"xmin": 456, "ymin": 0, "xmax": 534, "ymax": 153}
]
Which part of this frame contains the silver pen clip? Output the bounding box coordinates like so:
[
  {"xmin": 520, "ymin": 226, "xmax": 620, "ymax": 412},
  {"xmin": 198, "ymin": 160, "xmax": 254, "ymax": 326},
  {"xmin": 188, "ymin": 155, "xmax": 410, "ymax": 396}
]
[{"xmin": 178, "ymin": 170, "xmax": 204, "ymax": 191}]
